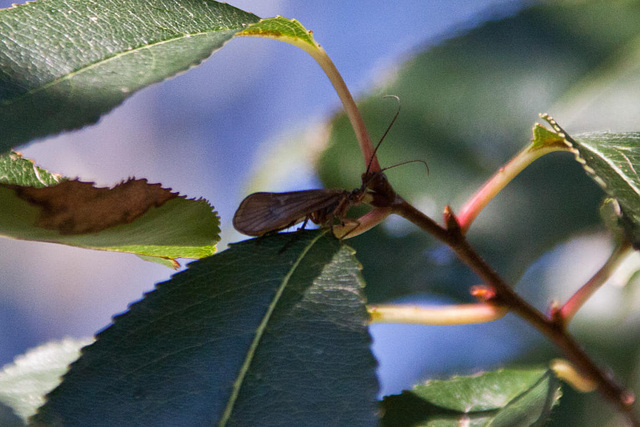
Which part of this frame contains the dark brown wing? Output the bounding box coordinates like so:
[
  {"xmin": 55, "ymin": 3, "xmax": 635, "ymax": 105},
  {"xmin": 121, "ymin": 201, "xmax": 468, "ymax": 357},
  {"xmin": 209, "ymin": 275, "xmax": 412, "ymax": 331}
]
[{"xmin": 232, "ymin": 189, "xmax": 348, "ymax": 236}]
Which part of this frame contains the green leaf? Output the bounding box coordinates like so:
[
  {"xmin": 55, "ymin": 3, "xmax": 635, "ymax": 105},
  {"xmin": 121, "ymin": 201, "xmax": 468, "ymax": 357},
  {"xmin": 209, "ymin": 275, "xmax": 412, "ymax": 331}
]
[
  {"xmin": 543, "ymin": 118, "xmax": 640, "ymax": 247},
  {"xmin": 0, "ymin": 152, "xmax": 219, "ymax": 261},
  {"xmin": 240, "ymin": 16, "xmax": 317, "ymax": 49},
  {"xmin": 531, "ymin": 124, "xmax": 566, "ymax": 151},
  {"xmin": 0, "ymin": 338, "xmax": 92, "ymax": 423},
  {"xmin": 0, "ymin": 152, "xmax": 62, "ymax": 187},
  {"xmin": 381, "ymin": 368, "xmax": 561, "ymax": 427},
  {"xmin": 136, "ymin": 254, "xmax": 181, "ymax": 269},
  {"xmin": 0, "ymin": 0, "xmax": 260, "ymax": 151},
  {"xmin": 33, "ymin": 230, "xmax": 378, "ymax": 426}
]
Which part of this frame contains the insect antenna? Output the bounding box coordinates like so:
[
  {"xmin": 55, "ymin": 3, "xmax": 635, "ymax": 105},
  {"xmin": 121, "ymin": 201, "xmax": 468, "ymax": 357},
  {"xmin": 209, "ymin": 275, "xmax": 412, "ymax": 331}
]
[
  {"xmin": 365, "ymin": 94, "xmax": 402, "ymax": 175},
  {"xmin": 381, "ymin": 159, "xmax": 429, "ymax": 175}
]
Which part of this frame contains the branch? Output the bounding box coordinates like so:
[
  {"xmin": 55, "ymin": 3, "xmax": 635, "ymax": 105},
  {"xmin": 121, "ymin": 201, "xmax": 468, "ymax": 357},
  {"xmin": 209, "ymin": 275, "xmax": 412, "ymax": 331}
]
[{"xmin": 392, "ymin": 198, "xmax": 637, "ymax": 423}]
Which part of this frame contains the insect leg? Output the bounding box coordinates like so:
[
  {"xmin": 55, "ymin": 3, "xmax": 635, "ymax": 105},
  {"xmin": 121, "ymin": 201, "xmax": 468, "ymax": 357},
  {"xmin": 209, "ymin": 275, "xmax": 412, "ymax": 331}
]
[
  {"xmin": 297, "ymin": 217, "xmax": 310, "ymax": 231},
  {"xmin": 335, "ymin": 217, "xmax": 361, "ymax": 239}
]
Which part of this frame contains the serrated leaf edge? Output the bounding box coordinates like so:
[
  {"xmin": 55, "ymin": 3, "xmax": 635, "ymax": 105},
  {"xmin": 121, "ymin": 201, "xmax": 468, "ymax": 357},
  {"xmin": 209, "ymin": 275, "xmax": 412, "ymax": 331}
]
[
  {"xmin": 238, "ymin": 16, "xmax": 318, "ymax": 49},
  {"xmin": 2, "ymin": 29, "xmax": 248, "ymax": 110},
  {"xmin": 541, "ymin": 114, "xmax": 612, "ymax": 191}
]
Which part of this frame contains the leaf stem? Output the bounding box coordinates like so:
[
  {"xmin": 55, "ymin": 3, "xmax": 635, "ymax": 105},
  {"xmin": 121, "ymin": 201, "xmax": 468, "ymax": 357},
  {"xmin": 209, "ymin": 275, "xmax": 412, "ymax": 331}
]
[
  {"xmin": 555, "ymin": 240, "xmax": 633, "ymax": 326},
  {"xmin": 291, "ymin": 43, "xmax": 379, "ymax": 172},
  {"xmin": 392, "ymin": 198, "xmax": 637, "ymax": 423},
  {"xmin": 334, "ymin": 207, "xmax": 391, "ymax": 239},
  {"xmin": 551, "ymin": 359, "xmax": 598, "ymax": 393},
  {"xmin": 368, "ymin": 303, "xmax": 507, "ymax": 325},
  {"xmin": 457, "ymin": 142, "xmax": 569, "ymax": 234}
]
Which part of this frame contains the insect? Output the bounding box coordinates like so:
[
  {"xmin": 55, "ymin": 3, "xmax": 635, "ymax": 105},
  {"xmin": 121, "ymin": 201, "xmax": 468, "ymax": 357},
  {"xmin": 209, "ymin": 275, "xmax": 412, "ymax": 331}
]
[
  {"xmin": 232, "ymin": 186, "xmax": 372, "ymax": 237},
  {"xmin": 233, "ymin": 96, "xmax": 425, "ymax": 237}
]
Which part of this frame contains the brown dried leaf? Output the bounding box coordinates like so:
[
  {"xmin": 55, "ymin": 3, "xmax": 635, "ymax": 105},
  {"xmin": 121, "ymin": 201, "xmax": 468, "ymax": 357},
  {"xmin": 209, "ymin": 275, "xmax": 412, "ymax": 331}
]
[{"xmin": 10, "ymin": 178, "xmax": 178, "ymax": 234}]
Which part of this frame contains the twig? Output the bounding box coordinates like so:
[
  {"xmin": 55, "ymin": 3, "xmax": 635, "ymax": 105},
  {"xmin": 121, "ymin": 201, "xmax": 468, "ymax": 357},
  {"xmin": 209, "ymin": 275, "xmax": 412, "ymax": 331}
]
[
  {"xmin": 392, "ymin": 197, "xmax": 638, "ymax": 424},
  {"xmin": 368, "ymin": 303, "xmax": 507, "ymax": 325},
  {"xmin": 292, "ymin": 42, "xmax": 380, "ymax": 172},
  {"xmin": 554, "ymin": 240, "xmax": 633, "ymax": 326},
  {"xmin": 457, "ymin": 139, "xmax": 569, "ymax": 234}
]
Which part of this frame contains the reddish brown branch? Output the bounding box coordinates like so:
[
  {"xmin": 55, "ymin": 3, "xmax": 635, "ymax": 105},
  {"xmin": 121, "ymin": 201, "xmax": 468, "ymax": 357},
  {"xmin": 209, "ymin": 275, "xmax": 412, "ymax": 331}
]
[{"xmin": 391, "ymin": 197, "xmax": 637, "ymax": 425}]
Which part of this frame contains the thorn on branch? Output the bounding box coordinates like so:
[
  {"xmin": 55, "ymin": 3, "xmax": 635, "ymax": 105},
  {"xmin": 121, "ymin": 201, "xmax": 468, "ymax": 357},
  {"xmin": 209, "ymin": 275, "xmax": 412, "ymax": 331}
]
[
  {"xmin": 444, "ymin": 205, "xmax": 461, "ymax": 234},
  {"xmin": 470, "ymin": 285, "xmax": 497, "ymax": 303},
  {"xmin": 549, "ymin": 300, "xmax": 566, "ymax": 328}
]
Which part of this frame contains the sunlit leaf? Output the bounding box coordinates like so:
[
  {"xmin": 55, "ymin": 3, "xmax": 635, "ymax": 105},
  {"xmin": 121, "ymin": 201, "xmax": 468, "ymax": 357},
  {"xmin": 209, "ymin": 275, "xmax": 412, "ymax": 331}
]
[
  {"xmin": 240, "ymin": 16, "xmax": 316, "ymax": 48},
  {"xmin": 0, "ymin": 338, "xmax": 92, "ymax": 423},
  {"xmin": 381, "ymin": 367, "xmax": 561, "ymax": 426},
  {"xmin": 0, "ymin": 0, "xmax": 260, "ymax": 150},
  {"xmin": 0, "ymin": 152, "xmax": 219, "ymax": 260},
  {"xmin": 543, "ymin": 116, "xmax": 640, "ymax": 247}
]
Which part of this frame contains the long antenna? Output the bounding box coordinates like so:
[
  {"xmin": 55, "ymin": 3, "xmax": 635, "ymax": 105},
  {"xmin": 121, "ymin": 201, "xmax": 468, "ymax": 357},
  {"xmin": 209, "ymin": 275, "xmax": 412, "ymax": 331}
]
[
  {"xmin": 365, "ymin": 95, "xmax": 401, "ymax": 174},
  {"xmin": 382, "ymin": 159, "xmax": 429, "ymax": 175}
]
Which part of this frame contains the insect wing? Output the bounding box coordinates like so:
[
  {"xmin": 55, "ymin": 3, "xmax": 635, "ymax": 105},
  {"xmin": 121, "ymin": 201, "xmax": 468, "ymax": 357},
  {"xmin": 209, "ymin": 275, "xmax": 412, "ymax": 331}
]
[{"xmin": 233, "ymin": 190, "xmax": 347, "ymax": 236}]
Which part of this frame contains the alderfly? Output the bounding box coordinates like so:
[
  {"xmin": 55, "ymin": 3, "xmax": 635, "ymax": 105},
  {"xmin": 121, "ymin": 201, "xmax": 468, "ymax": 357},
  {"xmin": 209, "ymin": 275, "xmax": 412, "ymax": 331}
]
[{"xmin": 233, "ymin": 96, "xmax": 424, "ymax": 237}]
